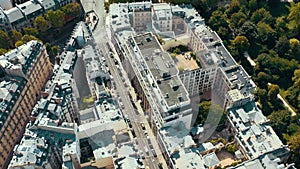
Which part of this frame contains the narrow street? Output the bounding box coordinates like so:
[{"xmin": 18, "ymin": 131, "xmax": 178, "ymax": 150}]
[{"xmin": 80, "ymin": 0, "xmax": 167, "ymax": 168}]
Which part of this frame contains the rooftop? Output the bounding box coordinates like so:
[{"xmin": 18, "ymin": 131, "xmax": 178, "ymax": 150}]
[
  {"xmin": 229, "ymin": 153, "xmax": 296, "ymax": 169},
  {"xmin": 9, "ymin": 129, "xmax": 48, "ymax": 168},
  {"xmin": 3, "ymin": 7, "xmax": 24, "ymax": 23},
  {"xmin": 38, "ymin": 0, "xmax": 56, "ymax": 10},
  {"xmin": 132, "ymin": 33, "xmax": 190, "ymax": 108},
  {"xmin": 16, "ymin": 0, "xmax": 43, "ymax": 16},
  {"xmin": 227, "ymin": 101, "xmax": 286, "ymax": 158}
]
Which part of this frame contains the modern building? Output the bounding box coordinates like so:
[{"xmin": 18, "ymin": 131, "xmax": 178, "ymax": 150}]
[{"xmin": 0, "ymin": 40, "xmax": 52, "ymax": 168}]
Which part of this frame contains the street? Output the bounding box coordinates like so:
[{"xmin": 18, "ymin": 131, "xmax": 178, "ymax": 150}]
[{"xmin": 80, "ymin": 0, "xmax": 167, "ymax": 168}]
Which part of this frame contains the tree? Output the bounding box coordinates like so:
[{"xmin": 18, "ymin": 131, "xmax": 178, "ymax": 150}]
[
  {"xmin": 251, "ymin": 8, "xmax": 273, "ymax": 24},
  {"xmin": 268, "ymin": 110, "xmax": 291, "ymax": 136},
  {"xmin": 45, "ymin": 42, "xmax": 52, "ymax": 53},
  {"xmin": 268, "ymin": 84, "xmax": 280, "ymax": 101},
  {"xmin": 232, "ymin": 35, "xmax": 250, "ymax": 53},
  {"xmin": 238, "ymin": 21, "xmax": 258, "ymax": 41},
  {"xmin": 24, "ymin": 27, "xmax": 38, "ymax": 36},
  {"xmin": 22, "ymin": 35, "xmax": 38, "ymax": 43},
  {"xmin": 34, "ymin": 16, "xmax": 49, "ymax": 33},
  {"xmin": 257, "ymin": 72, "xmax": 271, "ymax": 88},
  {"xmin": 275, "ymin": 16, "xmax": 287, "ymax": 34},
  {"xmin": 289, "ymin": 38, "xmax": 300, "ymax": 58},
  {"xmin": 61, "ymin": 2, "xmax": 81, "ymax": 19},
  {"xmin": 229, "ymin": 11, "xmax": 247, "ymax": 28},
  {"xmin": 225, "ymin": 0, "xmax": 241, "ymax": 17},
  {"xmin": 15, "ymin": 40, "xmax": 24, "ymax": 48},
  {"xmin": 248, "ymin": 0, "xmax": 258, "ymax": 12},
  {"xmin": 0, "ymin": 30, "xmax": 10, "ymax": 49},
  {"xmin": 46, "ymin": 10, "xmax": 66, "ymax": 28},
  {"xmin": 287, "ymin": 2, "xmax": 300, "ymax": 34},
  {"xmin": 288, "ymin": 133, "xmax": 300, "ymax": 168},
  {"xmin": 11, "ymin": 29, "xmax": 22, "ymax": 44},
  {"xmin": 0, "ymin": 48, "xmax": 7, "ymax": 55},
  {"xmin": 257, "ymin": 21, "xmax": 277, "ymax": 45},
  {"xmin": 275, "ymin": 36, "xmax": 290, "ymax": 57},
  {"xmin": 208, "ymin": 11, "xmax": 228, "ymax": 31},
  {"xmin": 51, "ymin": 46, "xmax": 59, "ymax": 56}
]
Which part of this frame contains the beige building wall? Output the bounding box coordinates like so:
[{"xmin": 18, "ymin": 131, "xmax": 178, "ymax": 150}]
[{"xmin": 0, "ymin": 44, "xmax": 53, "ymax": 169}]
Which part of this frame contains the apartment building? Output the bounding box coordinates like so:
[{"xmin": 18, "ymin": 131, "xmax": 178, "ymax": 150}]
[
  {"xmin": 227, "ymin": 100, "xmax": 290, "ymax": 161},
  {"xmin": 0, "ymin": 40, "xmax": 52, "ymax": 168},
  {"xmin": 129, "ymin": 2, "xmax": 152, "ymax": 33},
  {"xmin": 123, "ymin": 33, "xmax": 193, "ymax": 129},
  {"xmin": 0, "ymin": 0, "xmax": 75, "ymax": 32}
]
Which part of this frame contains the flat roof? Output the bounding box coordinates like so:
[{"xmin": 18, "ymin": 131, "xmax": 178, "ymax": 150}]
[{"xmin": 133, "ymin": 33, "xmax": 189, "ymax": 107}]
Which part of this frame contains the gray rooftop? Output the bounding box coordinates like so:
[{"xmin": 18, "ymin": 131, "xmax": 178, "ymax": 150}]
[
  {"xmin": 133, "ymin": 33, "xmax": 189, "ymax": 108},
  {"xmin": 17, "ymin": 0, "xmax": 43, "ymax": 16},
  {"xmin": 4, "ymin": 7, "xmax": 24, "ymax": 23},
  {"xmin": 227, "ymin": 101, "xmax": 285, "ymax": 158}
]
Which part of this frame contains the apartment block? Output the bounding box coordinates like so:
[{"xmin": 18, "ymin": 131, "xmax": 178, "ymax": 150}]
[
  {"xmin": 0, "ymin": 40, "xmax": 52, "ymax": 168},
  {"xmin": 0, "ymin": 0, "xmax": 76, "ymax": 32},
  {"xmin": 227, "ymin": 101, "xmax": 290, "ymax": 161}
]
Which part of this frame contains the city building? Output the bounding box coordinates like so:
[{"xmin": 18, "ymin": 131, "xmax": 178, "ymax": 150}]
[
  {"xmin": 129, "ymin": 2, "xmax": 152, "ymax": 33},
  {"xmin": 0, "ymin": 0, "xmax": 76, "ymax": 32},
  {"xmin": 228, "ymin": 153, "xmax": 296, "ymax": 169},
  {"xmin": 0, "ymin": 0, "xmax": 13, "ymax": 10},
  {"xmin": 0, "ymin": 40, "xmax": 52, "ymax": 168},
  {"xmin": 123, "ymin": 32, "xmax": 193, "ymax": 129},
  {"xmin": 227, "ymin": 101, "xmax": 290, "ymax": 161},
  {"xmin": 152, "ymin": 3, "xmax": 173, "ymax": 35}
]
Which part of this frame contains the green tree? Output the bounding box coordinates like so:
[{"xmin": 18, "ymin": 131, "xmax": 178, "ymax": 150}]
[
  {"xmin": 225, "ymin": 0, "xmax": 241, "ymax": 17},
  {"xmin": 34, "ymin": 16, "xmax": 49, "ymax": 33},
  {"xmin": 275, "ymin": 16, "xmax": 287, "ymax": 34},
  {"xmin": 257, "ymin": 72, "xmax": 271, "ymax": 88},
  {"xmin": 288, "ymin": 133, "xmax": 300, "ymax": 168},
  {"xmin": 268, "ymin": 110, "xmax": 291, "ymax": 136},
  {"xmin": 46, "ymin": 10, "xmax": 66, "ymax": 28},
  {"xmin": 275, "ymin": 36, "xmax": 290, "ymax": 57},
  {"xmin": 238, "ymin": 21, "xmax": 258, "ymax": 41},
  {"xmin": 22, "ymin": 35, "xmax": 38, "ymax": 43},
  {"xmin": 289, "ymin": 38, "xmax": 300, "ymax": 58},
  {"xmin": 11, "ymin": 29, "xmax": 22, "ymax": 44},
  {"xmin": 268, "ymin": 84, "xmax": 280, "ymax": 101},
  {"xmin": 15, "ymin": 40, "xmax": 24, "ymax": 48},
  {"xmin": 287, "ymin": 2, "xmax": 300, "ymax": 34},
  {"xmin": 61, "ymin": 2, "xmax": 81, "ymax": 18},
  {"xmin": 232, "ymin": 35, "xmax": 250, "ymax": 53},
  {"xmin": 0, "ymin": 48, "xmax": 7, "ymax": 55},
  {"xmin": 51, "ymin": 46, "xmax": 59, "ymax": 56},
  {"xmin": 248, "ymin": 0, "xmax": 258, "ymax": 12},
  {"xmin": 24, "ymin": 27, "xmax": 38, "ymax": 36},
  {"xmin": 251, "ymin": 8, "xmax": 273, "ymax": 24},
  {"xmin": 0, "ymin": 30, "xmax": 10, "ymax": 49},
  {"xmin": 208, "ymin": 11, "xmax": 228, "ymax": 31},
  {"xmin": 257, "ymin": 21, "xmax": 277, "ymax": 45},
  {"xmin": 229, "ymin": 11, "xmax": 247, "ymax": 28}
]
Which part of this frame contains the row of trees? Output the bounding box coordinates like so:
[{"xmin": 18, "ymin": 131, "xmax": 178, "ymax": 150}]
[
  {"xmin": 0, "ymin": 3, "xmax": 81, "ymax": 55},
  {"xmin": 34, "ymin": 2, "xmax": 81, "ymax": 33}
]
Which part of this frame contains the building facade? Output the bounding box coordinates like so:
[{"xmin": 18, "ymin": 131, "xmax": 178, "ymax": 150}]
[{"xmin": 0, "ymin": 40, "xmax": 52, "ymax": 168}]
